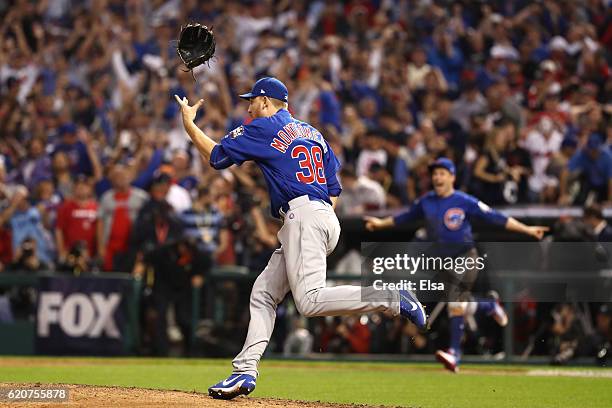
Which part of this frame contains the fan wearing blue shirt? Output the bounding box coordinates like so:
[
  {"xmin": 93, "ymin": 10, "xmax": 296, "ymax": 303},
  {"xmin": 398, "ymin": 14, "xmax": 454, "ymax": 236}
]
[
  {"xmin": 175, "ymin": 77, "xmax": 425, "ymax": 399},
  {"xmin": 365, "ymin": 157, "xmax": 549, "ymax": 372},
  {"xmin": 565, "ymin": 133, "xmax": 612, "ymax": 204}
]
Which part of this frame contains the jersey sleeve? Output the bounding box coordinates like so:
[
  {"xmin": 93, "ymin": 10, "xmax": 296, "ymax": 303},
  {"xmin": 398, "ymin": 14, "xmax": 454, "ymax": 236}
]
[
  {"xmin": 467, "ymin": 196, "xmax": 508, "ymax": 226},
  {"xmin": 210, "ymin": 145, "xmax": 234, "ymax": 170},
  {"xmin": 324, "ymin": 141, "xmax": 342, "ymax": 196},
  {"xmin": 219, "ymin": 124, "xmax": 264, "ymax": 166},
  {"xmin": 393, "ymin": 197, "xmax": 424, "ymax": 225},
  {"xmin": 327, "ymin": 173, "xmax": 342, "ymax": 197}
]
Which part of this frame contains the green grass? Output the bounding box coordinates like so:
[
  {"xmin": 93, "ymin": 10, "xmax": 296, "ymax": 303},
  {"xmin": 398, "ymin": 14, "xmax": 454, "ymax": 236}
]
[{"xmin": 1, "ymin": 357, "xmax": 611, "ymax": 408}]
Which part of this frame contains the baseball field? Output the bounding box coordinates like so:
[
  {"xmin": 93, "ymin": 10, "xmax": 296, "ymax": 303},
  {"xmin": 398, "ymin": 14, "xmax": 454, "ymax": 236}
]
[{"xmin": 1, "ymin": 357, "xmax": 611, "ymax": 407}]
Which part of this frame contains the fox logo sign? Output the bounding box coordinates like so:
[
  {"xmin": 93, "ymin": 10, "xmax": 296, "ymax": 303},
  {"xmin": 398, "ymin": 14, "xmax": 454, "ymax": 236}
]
[{"xmin": 37, "ymin": 292, "xmax": 122, "ymax": 338}]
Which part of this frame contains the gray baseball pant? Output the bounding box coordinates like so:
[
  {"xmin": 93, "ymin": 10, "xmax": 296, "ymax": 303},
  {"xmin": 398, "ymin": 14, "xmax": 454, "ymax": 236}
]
[{"xmin": 232, "ymin": 195, "xmax": 400, "ymax": 377}]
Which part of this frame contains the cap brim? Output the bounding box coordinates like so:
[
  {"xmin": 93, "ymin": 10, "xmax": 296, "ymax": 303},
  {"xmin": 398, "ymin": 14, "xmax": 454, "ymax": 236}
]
[
  {"xmin": 239, "ymin": 93, "xmax": 254, "ymax": 100},
  {"xmin": 428, "ymin": 163, "xmax": 454, "ymax": 174}
]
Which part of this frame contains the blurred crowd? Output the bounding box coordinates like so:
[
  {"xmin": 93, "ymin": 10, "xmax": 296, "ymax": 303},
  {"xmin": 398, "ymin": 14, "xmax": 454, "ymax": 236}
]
[{"xmin": 0, "ymin": 0, "xmax": 611, "ymax": 360}]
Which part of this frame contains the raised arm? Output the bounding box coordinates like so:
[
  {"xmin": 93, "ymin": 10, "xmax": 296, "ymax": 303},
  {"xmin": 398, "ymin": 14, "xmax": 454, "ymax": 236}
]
[{"xmin": 175, "ymin": 96, "xmax": 218, "ymax": 161}]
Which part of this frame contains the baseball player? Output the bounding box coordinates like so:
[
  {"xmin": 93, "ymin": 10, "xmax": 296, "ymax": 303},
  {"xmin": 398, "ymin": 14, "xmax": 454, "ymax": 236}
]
[
  {"xmin": 175, "ymin": 77, "xmax": 426, "ymax": 400},
  {"xmin": 365, "ymin": 157, "xmax": 549, "ymax": 372}
]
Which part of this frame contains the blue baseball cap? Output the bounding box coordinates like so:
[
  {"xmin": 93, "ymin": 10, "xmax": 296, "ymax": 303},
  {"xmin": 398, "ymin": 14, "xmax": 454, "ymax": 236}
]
[
  {"xmin": 587, "ymin": 133, "xmax": 603, "ymax": 150},
  {"xmin": 239, "ymin": 77, "xmax": 288, "ymax": 102},
  {"xmin": 58, "ymin": 123, "xmax": 77, "ymax": 137},
  {"xmin": 428, "ymin": 157, "xmax": 456, "ymax": 175},
  {"xmin": 561, "ymin": 137, "xmax": 578, "ymax": 149}
]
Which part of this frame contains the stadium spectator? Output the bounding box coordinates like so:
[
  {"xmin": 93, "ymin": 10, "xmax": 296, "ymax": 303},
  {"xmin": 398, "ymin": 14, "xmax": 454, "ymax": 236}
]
[
  {"xmin": 427, "ymin": 27, "xmax": 464, "ymax": 91},
  {"xmin": 434, "ymin": 97, "xmax": 466, "ymax": 160},
  {"xmin": 548, "ymin": 138, "xmax": 578, "ymax": 204},
  {"xmin": 52, "ymin": 124, "xmax": 93, "ymax": 177},
  {"xmin": 131, "ymin": 174, "xmax": 185, "ymax": 261},
  {"xmin": 522, "ymin": 117, "xmax": 563, "ymax": 202},
  {"xmin": 172, "ymin": 149, "xmax": 198, "ymax": 194},
  {"xmin": 155, "ymin": 166, "xmax": 193, "ymax": 214},
  {"xmin": 283, "ymin": 317, "xmax": 314, "ymax": 357},
  {"xmin": 406, "ymin": 47, "xmax": 434, "ymax": 92},
  {"xmin": 0, "ymin": 187, "xmax": 54, "ymax": 265},
  {"xmin": 471, "ymin": 127, "xmax": 512, "ymax": 205},
  {"xmin": 7, "ymin": 237, "xmax": 46, "ymax": 320},
  {"xmin": 33, "ymin": 178, "xmax": 62, "ymax": 231},
  {"xmin": 207, "ymin": 175, "xmax": 238, "ymax": 266},
  {"xmin": 550, "ymin": 303, "xmax": 582, "ymax": 365},
  {"xmin": 336, "ymin": 166, "xmax": 385, "ymax": 215},
  {"xmin": 56, "ymin": 241, "xmax": 94, "ymax": 276},
  {"xmin": 593, "ymin": 304, "xmax": 612, "ymax": 366},
  {"xmin": 143, "ymin": 238, "xmax": 210, "ymax": 356},
  {"xmin": 97, "ymin": 165, "xmax": 148, "ymax": 272},
  {"xmin": 9, "ymin": 237, "xmax": 49, "ymax": 273},
  {"xmin": 180, "ymin": 186, "xmax": 230, "ymax": 260},
  {"xmin": 55, "ymin": 175, "xmax": 98, "ymax": 263},
  {"xmin": 10, "ymin": 137, "xmax": 52, "ymax": 190},
  {"xmin": 564, "ymin": 133, "xmax": 612, "ymax": 204},
  {"xmin": 502, "ymin": 120, "xmax": 532, "ymax": 203},
  {"xmin": 333, "ymin": 315, "xmax": 371, "ymax": 354},
  {"xmin": 583, "ymin": 204, "xmax": 612, "ymax": 242},
  {"xmin": 51, "ymin": 151, "xmax": 75, "ymax": 198},
  {"xmin": 451, "ymin": 81, "xmax": 487, "ymax": 133}
]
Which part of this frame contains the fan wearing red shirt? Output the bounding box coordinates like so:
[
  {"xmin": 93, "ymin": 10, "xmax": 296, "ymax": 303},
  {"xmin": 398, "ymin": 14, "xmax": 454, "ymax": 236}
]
[
  {"xmin": 97, "ymin": 165, "xmax": 148, "ymax": 272},
  {"xmin": 336, "ymin": 316, "xmax": 371, "ymax": 354},
  {"xmin": 55, "ymin": 176, "xmax": 97, "ymax": 262}
]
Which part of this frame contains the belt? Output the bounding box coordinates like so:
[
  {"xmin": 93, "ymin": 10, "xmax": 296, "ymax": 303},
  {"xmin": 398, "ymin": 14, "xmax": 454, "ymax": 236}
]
[{"xmin": 279, "ymin": 195, "xmax": 328, "ymax": 218}]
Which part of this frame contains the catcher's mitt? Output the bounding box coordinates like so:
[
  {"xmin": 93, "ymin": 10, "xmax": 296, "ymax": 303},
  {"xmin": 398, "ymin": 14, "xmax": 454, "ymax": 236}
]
[{"xmin": 176, "ymin": 23, "xmax": 216, "ymax": 71}]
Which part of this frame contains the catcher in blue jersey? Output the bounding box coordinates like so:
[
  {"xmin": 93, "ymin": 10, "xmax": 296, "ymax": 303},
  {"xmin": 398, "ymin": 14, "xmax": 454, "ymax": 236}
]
[
  {"xmin": 365, "ymin": 157, "xmax": 549, "ymax": 372},
  {"xmin": 175, "ymin": 77, "xmax": 426, "ymax": 399}
]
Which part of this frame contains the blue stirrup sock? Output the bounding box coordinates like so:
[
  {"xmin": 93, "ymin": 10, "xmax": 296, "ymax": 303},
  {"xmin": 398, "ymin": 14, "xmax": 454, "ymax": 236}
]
[{"xmin": 449, "ymin": 315, "xmax": 464, "ymax": 360}]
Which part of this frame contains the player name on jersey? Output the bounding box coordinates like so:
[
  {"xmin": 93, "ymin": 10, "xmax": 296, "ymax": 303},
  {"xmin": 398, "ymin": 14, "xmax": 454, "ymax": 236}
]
[{"xmin": 270, "ymin": 122, "xmax": 327, "ymax": 154}]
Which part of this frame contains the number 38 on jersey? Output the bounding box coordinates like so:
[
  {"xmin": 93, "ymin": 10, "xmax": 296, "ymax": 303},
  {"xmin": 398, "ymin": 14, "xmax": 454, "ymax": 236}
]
[{"xmin": 291, "ymin": 145, "xmax": 326, "ymax": 184}]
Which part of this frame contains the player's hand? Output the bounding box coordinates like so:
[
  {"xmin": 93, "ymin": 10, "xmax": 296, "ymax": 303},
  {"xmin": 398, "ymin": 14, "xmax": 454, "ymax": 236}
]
[
  {"xmin": 526, "ymin": 226, "xmax": 549, "ymax": 240},
  {"xmin": 364, "ymin": 216, "xmax": 389, "ymax": 231},
  {"xmin": 174, "ymin": 95, "xmax": 204, "ymax": 123}
]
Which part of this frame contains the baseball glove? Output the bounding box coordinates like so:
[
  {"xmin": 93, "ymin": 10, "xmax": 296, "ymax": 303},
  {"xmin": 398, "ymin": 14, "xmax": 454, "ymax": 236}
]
[{"xmin": 176, "ymin": 23, "xmax": 216, "ymax": 71}]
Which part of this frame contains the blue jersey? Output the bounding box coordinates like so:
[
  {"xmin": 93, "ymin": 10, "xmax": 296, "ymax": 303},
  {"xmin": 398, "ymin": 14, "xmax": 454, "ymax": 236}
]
[
  {"xmin": 210, "ymin": 109, "xmax": 342, "ymax": 218},
  {"xmin": 393, "ymin": 191, "xmax": 508, "ymax": 243},
  {"xmin": 568, "ymin": 148, "xmax": 612, "ymax": 188}
]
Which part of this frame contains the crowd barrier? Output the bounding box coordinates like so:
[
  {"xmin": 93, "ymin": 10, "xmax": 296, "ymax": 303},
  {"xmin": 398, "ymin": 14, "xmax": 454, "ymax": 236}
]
[{"xmin": 1, "ymin": 239, "xmax": 611, "ymax": 358}]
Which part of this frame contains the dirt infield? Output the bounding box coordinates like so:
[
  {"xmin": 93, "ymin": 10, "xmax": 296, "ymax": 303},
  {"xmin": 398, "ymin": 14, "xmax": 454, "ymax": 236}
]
[{"xmin": 0, "ymin": 383, "xmax": 384, "ymax": 408}]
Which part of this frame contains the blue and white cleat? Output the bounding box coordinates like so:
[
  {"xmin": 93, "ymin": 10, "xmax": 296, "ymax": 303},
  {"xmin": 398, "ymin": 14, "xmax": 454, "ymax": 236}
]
[
  {"xmin": 208, "ymin": 374, "xmax": 256, "ymax": 400},
  {"xmin": 487, "ymin": 290, "xmax": 508, "ymax": 327},
  {"xmin": 399, "ymin": 289, "xmax": 427, "ymax": 329},
  {"xmin": 436, "ymin": 349, "xmax": 459, "ymax": 373}
]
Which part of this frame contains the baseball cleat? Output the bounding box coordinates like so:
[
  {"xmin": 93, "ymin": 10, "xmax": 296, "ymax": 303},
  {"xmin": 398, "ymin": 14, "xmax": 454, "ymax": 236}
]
[
  {"xmin": 208, "ymin": 374, "xmax": 256, "ymax": 400},
  {"xmin": 487, "ymin": 290, "xmax": 508, "ymax": 327},
  {"xmin": 399, "ymin": 289, "xmax": 427, "ymax": 329},
  {"xmin": 436, "ymin": 349, "xmax": 459, "ymax": 373}
]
